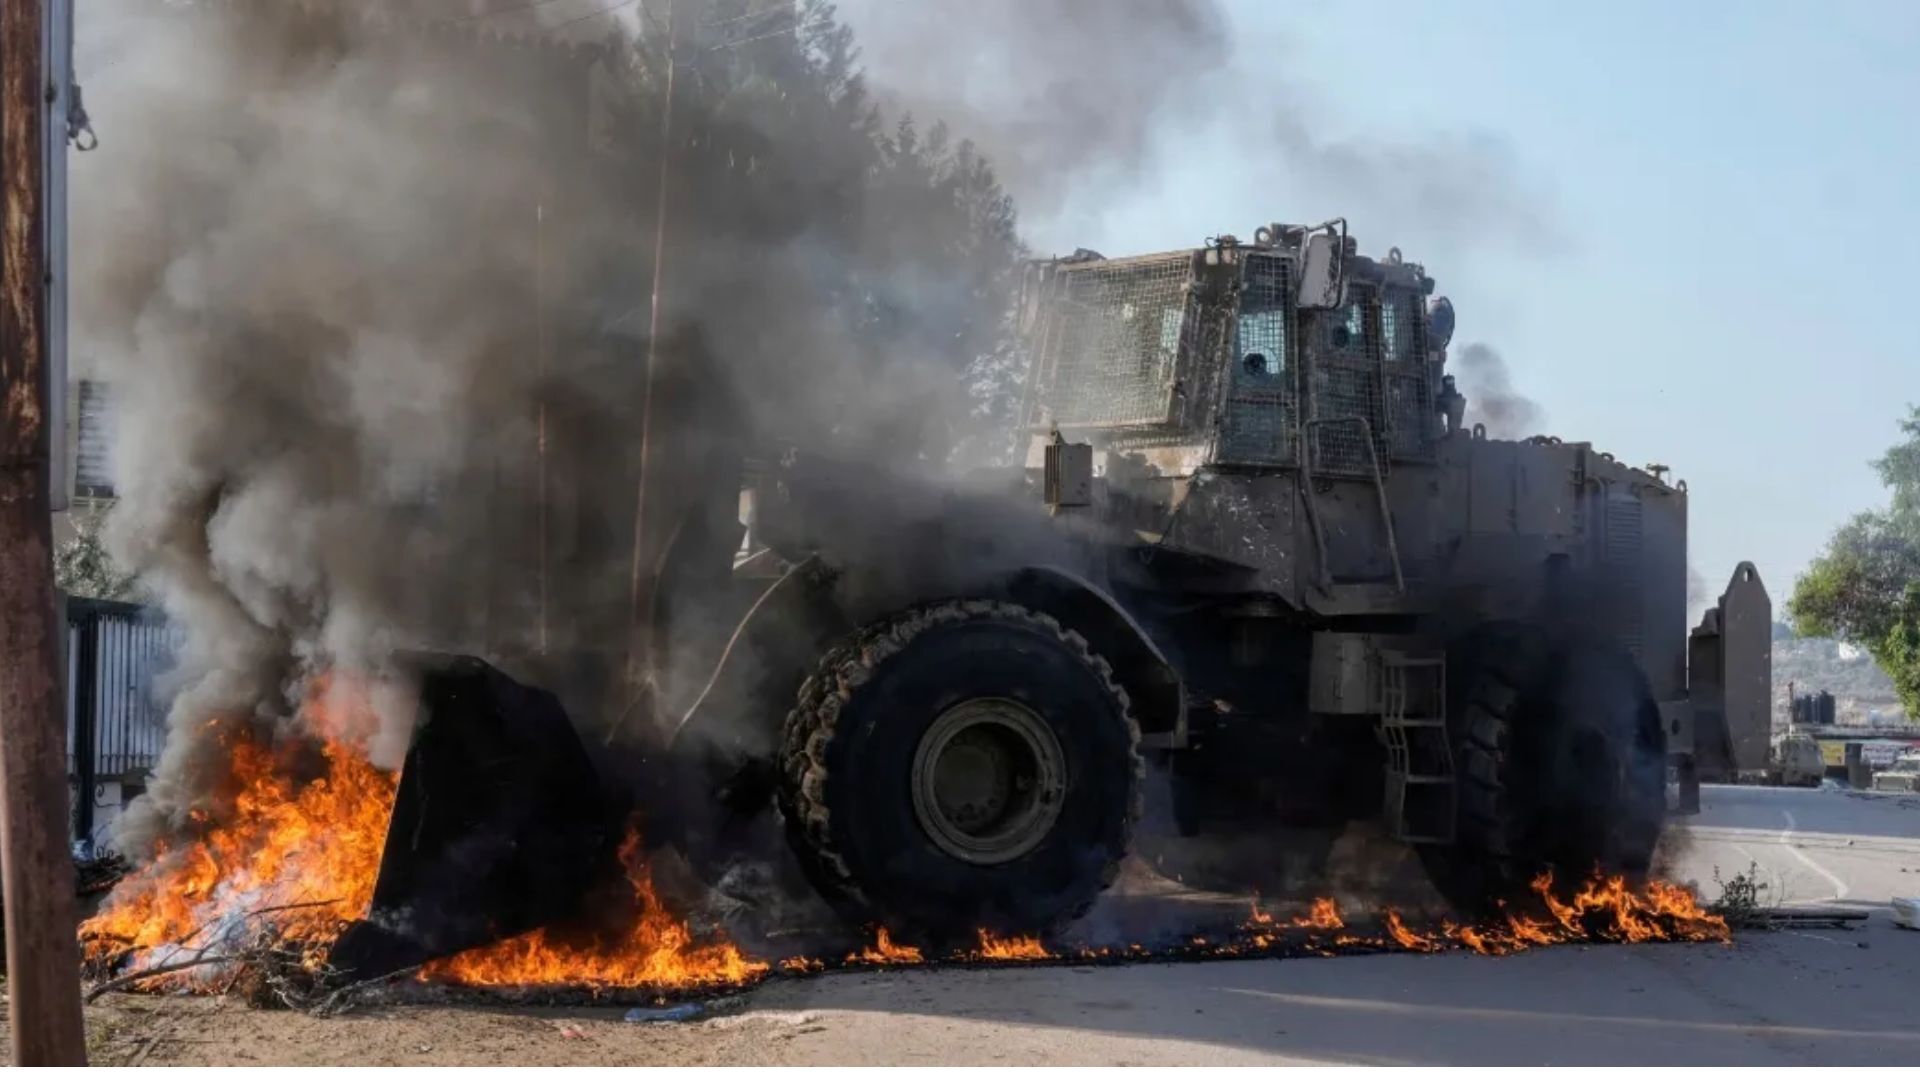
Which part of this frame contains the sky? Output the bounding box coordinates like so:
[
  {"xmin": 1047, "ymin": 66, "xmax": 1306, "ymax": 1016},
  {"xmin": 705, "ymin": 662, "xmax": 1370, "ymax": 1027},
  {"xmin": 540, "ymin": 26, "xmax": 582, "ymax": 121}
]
[
  {"xmin": 843, "ymin": 0, "xmax": 1920, "ymax": 616},
  {"xmin": 73, "ymin": 0, "xmax": 1912, "ymax": 615}
]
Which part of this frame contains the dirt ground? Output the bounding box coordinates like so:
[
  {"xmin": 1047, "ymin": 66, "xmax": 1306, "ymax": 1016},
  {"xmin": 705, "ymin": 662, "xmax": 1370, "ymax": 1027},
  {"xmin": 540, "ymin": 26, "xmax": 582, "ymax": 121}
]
[{"xmin": 62, "ymin": 992, "xmax": 818, "ymax": 1068}]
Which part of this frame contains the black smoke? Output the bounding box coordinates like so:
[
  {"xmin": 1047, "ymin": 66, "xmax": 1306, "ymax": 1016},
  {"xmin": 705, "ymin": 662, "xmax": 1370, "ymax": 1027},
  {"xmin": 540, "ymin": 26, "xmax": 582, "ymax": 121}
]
[
  {"xmin": 72, "ymin": 0, "xmax": 1025, "ymax": 851},
  {"xmin": 1453, "ymin": 342, "xmax": 1546, "ymax": 439}
]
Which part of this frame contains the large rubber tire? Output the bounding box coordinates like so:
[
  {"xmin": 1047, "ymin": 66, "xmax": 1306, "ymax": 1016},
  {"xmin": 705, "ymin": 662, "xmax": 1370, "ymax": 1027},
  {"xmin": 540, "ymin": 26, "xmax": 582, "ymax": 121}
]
[
  {"xmin": 1421, "ymin": 624, "xmax": 1667, "ymax": 913},
  {"xmin": 778, "ymin": 600, "xmax": 1142, "ymax": 944}
]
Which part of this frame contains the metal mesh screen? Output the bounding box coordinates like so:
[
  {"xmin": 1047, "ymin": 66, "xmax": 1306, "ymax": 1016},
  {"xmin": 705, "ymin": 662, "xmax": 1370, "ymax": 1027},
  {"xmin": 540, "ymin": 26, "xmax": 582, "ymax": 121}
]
[
  {"xmin": 1307, "ymin": 283, "xmax": 1388, "ymax": 477},
  {"xmin": 1305, "ymin": 283, "xmax": 1437, "ymax": 475},
  {"xmin": 1220, "ymin": 254, "xmax": 1297, "ymax": 463},
  {"xmin": 1040, "ymin": 256, "xmax": 1192, "ymax": 429},
  {"xmin": 1380, "ymin": 287, "xmax": 1434, "ymax": 460}
]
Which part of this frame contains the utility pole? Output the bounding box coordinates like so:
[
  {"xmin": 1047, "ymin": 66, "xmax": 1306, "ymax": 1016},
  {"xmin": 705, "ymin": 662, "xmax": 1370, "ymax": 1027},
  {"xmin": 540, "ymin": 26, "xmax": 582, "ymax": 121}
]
[
  {"xmin": 0, "ymin": 0, "xmax": 88, "ymax": 1064},
  {"xmin": 624, "ymin": 0, "xmax": 676, "ymax": 709}
]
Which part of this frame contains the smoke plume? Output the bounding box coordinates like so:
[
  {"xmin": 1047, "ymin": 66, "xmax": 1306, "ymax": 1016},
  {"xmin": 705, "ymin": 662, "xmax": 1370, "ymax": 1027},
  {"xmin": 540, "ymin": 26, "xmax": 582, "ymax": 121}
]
[
  {"xmin": 73, "ymin": 0, "xmax": 1020, "ymax": 852},
  {"xmin": 840, "ymin": 0, "xmax": 1561, "ymax": 262},
  {"xmin": 75, "ymin": 1, "xmax": 1576, "ymax": 888},
  {"xmin": 837, "ymin": 0, "xmax": 1228, "ymax": 217},
  {"xmin": 1268, "ymin": 119, "xmax": 1567, "ymax": 259},
  {"xmin": 1452, "ymin": 342, "xmax": 1545, "ymax": 439}
]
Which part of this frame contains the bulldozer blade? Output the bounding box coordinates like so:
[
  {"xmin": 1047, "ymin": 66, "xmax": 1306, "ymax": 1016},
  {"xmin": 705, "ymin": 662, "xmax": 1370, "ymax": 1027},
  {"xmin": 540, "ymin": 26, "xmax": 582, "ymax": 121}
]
[{"xmin": 328, "ymin": 654, "xmax": 618, "ymax": 981}]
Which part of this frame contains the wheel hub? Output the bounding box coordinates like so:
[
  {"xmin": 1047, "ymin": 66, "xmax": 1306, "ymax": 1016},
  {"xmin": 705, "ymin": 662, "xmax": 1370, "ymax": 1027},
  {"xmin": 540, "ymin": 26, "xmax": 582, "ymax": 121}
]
[{"xmin": 911, "ymin": 698, "xmax": 1065, "ymax": 865}]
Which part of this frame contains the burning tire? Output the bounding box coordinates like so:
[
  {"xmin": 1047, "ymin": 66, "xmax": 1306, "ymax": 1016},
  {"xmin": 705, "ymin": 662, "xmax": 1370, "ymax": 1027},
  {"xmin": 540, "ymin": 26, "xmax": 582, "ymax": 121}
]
[
  {"xmin": 1421, "ymin": 624, "xmax": 1667, "ymax": 913},
  {"xmin": 778, "ymin": 600, "xmax": 1141, "ymax": 944}
]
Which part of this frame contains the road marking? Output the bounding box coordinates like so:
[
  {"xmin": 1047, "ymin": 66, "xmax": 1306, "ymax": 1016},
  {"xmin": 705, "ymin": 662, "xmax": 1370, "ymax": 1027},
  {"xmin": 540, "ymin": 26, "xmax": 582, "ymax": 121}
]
[
  {"xmin": 1778, "ymin": 810, "xmax": 1849, "ymax": 901},
  {"xmin": 1673, "ymin": 825, "xmax": 1920, "ymax": 856}
]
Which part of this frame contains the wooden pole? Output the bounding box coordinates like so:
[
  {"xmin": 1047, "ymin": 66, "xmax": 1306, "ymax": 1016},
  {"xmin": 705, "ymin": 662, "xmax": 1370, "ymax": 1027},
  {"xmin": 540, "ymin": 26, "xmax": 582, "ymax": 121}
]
[
  {"xmin": 0, "ymin": 0, "xmax": 88, "ymax": 1064},
  {"xmin": 535, "ymin": 197, "xmax": 549, "ymax": 656},
  {"xmin": 624, "ymin": 0, "xmax": 675, "ymax": 701}
]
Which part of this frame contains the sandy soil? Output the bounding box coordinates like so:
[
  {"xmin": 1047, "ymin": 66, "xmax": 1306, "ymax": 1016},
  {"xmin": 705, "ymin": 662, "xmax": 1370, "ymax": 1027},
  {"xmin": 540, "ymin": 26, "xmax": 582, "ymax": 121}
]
[{"xmin": 60, "ymin": 992, "xmax": 811, "ymax": 1068}]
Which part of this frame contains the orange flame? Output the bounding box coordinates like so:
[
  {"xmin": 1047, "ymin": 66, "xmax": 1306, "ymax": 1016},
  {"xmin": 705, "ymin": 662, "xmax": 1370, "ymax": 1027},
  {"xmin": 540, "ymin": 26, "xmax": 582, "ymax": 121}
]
[
  {"xmin": 420, "ymin": 830, "xmax": 767, "ymax": 991},
  {"xmin": 971, "ymin": 930, "xmax": 1052, "ymax": 961},
  {"xmin": 80, "ymin": 680, "xmax": 400, "ymax": 977},
  {"xmin": 81, "ymin": 672, "xmax": 768, "ymax": 996},
  {"xmin": 1382, "ymin": 909, "xmax": 1443, "ymax": 952},
  {"xmin": 1292, "ymin": 897, "xmax": 1345, "ymax": 931},
  {"xmin": 1416, "ymin": 873, "xmax": 1728, "ymax": 956},
  {"xmin": 1502, "ymin": 909, "xmax": 1561, "ymax": 947},
  {"xmin": 848, "ymin": 928, "xmax": 924, "ymax": 965},
  {"xmin": 1451, "ymin": 924, "xmax": 1508, "ymax": 956},
  {"xmin": 1527, "ymin": 870, "xmax": 1727, "ymax": 945},
  {"xmin": 1228, "ymin": 879, "xmax": 1722, "ymax": 961},
  {"xmin": 80, "ymin": 668, "xmax": 1727, "ymax": 993}
]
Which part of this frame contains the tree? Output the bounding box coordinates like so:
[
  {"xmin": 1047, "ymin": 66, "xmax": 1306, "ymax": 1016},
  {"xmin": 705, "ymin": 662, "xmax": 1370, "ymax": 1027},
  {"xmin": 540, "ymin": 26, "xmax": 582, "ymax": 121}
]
[
  {"xmin": 54, "ymin": 509, "xmax": 135, "ymax": 601},
  {"xmin": 1876, "ymin": 583, "xmax": 1920, "ymax": 714},
  {"xmin": 1789, "ymin": 405, "xmax": 1920, "ymax": 714},
  {"xmin": 588, "ymin": 0, "xmax": 1028, "ymax": 465}
]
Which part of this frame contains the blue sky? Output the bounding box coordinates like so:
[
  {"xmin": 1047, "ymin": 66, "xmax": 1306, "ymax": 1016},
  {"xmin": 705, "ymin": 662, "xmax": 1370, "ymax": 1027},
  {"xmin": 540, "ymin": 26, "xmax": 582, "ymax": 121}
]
[{"xmin": 874, "ymin": 0, "xmax": 1919, "ymax": 613}]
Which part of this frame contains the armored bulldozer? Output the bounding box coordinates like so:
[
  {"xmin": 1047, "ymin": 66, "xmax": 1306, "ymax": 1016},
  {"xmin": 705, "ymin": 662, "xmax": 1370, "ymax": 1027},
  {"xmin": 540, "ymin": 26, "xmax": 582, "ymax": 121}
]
[
  {"xmin": 340, "ymin": 220, "xmax": 1772, "ymax": 972},
  {"xmin": 669, "ymin": 219, "xmax": 1765, "ymax": 938}
]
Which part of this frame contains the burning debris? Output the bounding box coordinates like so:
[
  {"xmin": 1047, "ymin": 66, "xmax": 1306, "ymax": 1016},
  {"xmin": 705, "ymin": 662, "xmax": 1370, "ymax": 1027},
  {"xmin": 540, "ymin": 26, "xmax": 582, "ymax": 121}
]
[
  {"xmin": 416, "ymin": 830, "xmax": 767, "ymax": 992},
  {"xmin": 79, "ymin": 682, "xmax": 398, "ymax": 982},
  {"xmin": 846, "ymin": 929, "xmax": 926, "ymax": 967},
  {"xmin": 970, "ymin": 931, "xmax": 1053, "ymax": 962},
  {"xmin": 78, "ymin": 661, "xmax": 763, "ymax": 1000},
  {"xmin": 78, "ymin": 694, "xmax": 1728, "ymax": 1004}
]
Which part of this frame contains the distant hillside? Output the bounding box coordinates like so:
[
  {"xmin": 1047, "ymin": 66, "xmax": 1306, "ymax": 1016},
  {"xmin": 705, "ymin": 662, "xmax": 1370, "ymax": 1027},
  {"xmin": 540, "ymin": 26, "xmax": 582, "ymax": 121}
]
[{"xmin": 1771, "ymin": 621, "xmax": 1907, "ymax": 726}]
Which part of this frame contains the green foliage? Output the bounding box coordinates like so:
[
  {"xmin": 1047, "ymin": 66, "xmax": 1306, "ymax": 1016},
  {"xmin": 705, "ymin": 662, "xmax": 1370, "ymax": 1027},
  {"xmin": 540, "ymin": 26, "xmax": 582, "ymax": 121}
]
[
  {"xmin": 1874, "ymin": 407, "xmax": 1920, "ymax": 520},
  {"xmin": 1878, "ymin": 583, "xmax": 1920, "ymax": 716},
  {"xmin": 1788, "ymin": 512, "xmax": 1920, "ymax": 642},
  {"xmin": 1790, "ymin": 405, "xmax": 1920, "ymax": 714},
  {"xmin": 55, "ymin": 510, "xmax": 136, "ymax": 601}
]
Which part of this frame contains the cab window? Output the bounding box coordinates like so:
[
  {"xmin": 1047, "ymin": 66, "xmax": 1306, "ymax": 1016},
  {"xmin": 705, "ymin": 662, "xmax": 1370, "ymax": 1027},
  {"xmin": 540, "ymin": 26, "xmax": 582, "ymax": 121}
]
[
  {"xmin": 1237, "ymin": 263, "xmax": 1288, "ymax": 381},
  {"xmin": 1380, "ymin": 290, "xmax": 1422, "ymax": 363}
]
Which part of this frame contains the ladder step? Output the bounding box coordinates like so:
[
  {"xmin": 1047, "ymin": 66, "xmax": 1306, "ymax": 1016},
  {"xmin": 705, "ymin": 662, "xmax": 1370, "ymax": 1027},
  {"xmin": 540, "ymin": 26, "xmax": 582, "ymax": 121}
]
[{"xmin": 1380, "ymin": 651, "xmax": 1453, "ymax": 846}]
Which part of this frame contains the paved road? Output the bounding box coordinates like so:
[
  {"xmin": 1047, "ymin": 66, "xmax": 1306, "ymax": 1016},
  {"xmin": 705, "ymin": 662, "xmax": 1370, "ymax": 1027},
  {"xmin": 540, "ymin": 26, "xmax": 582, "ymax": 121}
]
[
  {"xmin": 705, "ymin": 784, "xmax": 1920, "ymax": 1066},
  {"xmin": 1665, "ymin": 784, "xmax": 1920, "ymax": 907}
]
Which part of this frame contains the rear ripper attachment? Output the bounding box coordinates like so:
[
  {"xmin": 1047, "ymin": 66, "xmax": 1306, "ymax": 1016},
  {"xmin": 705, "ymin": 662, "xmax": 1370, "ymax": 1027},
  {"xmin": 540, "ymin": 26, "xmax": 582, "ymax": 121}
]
[{"xmin": 328, "ymin": 655, "xmax": 618, "ymax": 980}]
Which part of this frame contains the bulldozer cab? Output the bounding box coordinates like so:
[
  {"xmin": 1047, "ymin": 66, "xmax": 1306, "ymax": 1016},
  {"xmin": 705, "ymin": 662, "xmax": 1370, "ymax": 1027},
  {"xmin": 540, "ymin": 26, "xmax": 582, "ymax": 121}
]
[{"xmin": 1017, "ymin": 224, "xmax": 1443, "ymax": 478}]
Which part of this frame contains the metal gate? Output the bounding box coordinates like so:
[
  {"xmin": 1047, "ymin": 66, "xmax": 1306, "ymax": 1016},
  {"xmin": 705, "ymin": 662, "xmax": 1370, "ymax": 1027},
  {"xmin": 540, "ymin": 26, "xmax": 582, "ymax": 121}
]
[{"xmin": 65, "ymin": 596, "xmax": 174, "ymax": 851}]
